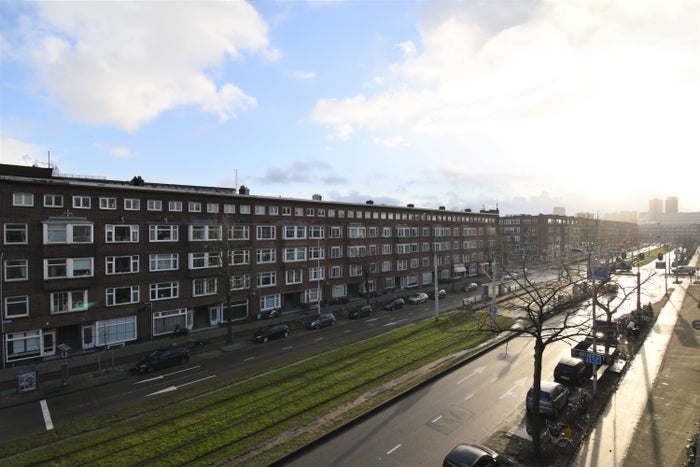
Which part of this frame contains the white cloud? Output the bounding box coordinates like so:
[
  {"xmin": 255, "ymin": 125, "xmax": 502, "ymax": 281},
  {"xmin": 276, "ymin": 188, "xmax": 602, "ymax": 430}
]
[
  {"xmin": 98, "ymin": 145, "xmax": 136, "ymax": 159},
  {"xmin": 311, "ymin": 0, "xmax": 700, "ymax": 211},
  {"xmin": 0, "ymin": 137, "xmax": 46, "ymax": 166},
  {"xmin": 286, "ymin": 70, "xmax": 317, "ymax": 81},
  {"xmin": 16, "ymin": 1, "xmax": 278, "ymax": 131}
]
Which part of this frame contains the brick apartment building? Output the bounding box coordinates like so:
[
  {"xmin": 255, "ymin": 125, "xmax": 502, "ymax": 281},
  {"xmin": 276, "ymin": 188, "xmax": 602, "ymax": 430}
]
[{"xmin": 1, "ymin": 163, "xmax": 499, "ymax": 365}]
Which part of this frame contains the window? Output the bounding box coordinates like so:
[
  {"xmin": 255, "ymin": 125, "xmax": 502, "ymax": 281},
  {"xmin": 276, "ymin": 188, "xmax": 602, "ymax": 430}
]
[
  {"xmin": 329, "ymin": 226, "xmax": 343, "ymax": 238},
  {"xmin": 106, "ymin": 286, "xmax": 140, "ymax": 306},
  {"xmin": 124, "ymin": 198, "xmax": 140, "ymax": 210},
  {"xmin": 228, "ymin": 225, "xmax": 249, "ymax": 240},
  {"xmin": 188, "ymin": 201, "xmax": 201, "ymax": 212},
  {"xmin": 285, "ymin": 269, "xmax": 303, "ymax": 285},
  {"xmin": 282, "ymin": 207, "xmax": 292, "ymax": 216},
  {"xmin": 193, "ymin": 278, "xmax": 217, "ymax": 296},
  {"xmin": 257, "ymin": 271, "xmax": 276, "ymax": 288},
  {"xmin": 309, "ymin": 267, "xmax": 325, "ymax": 281},
  {"xmin": 330, "ymin": 246, "xmax": 343, "ymax": 259},
  {"xmin": 106, "ymin": 255, "xmax": 140, "ymax": 274},
  {"xmin": 397, "ymin": 259, "xmax": 408, "ymax": 271},
  {"xmin": 256, "ymin": 225, "xmax": 276, "ymax": 240},
  {"xmin": 189, "ymin": 252, "xmax": 221, "ymax": 269},
  {"xmin": 95, "ymin": 316, "xmax": 137, "ymax": 346},
  {"xmin": 317, "ymin": 208, "xmax": 325, "ymax": 217},
  {"xmin": 206, "ymin": 203, "xmax": 219, "ymax": 213},
  {"xmin": 44, "ymin": 258, "xmax": 94, "ymax": 279},
  {"xmin": 150, "ymin": 282, "xmax": 179, "ymax": 301},
  {"xmin": 150, "ymin": 253, "xmax": 179, "ymax": 271},
  {"xmin": 348, "ymin": 226, "xmax": 366, "ymax": 238},
  {"xmin": 257, "ymin": 248, "xmax": 276, "ymax": 264},
  {"xmin": 223, "ymin": 204, "xmax": 235, "ymax": 214},
  {"xmin": 73, "ymin": 196, "xmax": 91, "ymax": 209},
  {"xmin": 147, "ymin": 200, "xmax": 162, "ymax": 211},
  {"xmin": 295, "ymin": 207, "xmax": 304, "ymax": 216},
  {"xmin": 44, "ymin": 222, "xmax": 93, "ymax": 244},
  {"xmin": 284, "ymin": 225, "xmax": 306, "ymax": 239},
  {"xmin": 5, "ymin": 296, "xmax": 29, "ymax": 318},
  {"xmin": 153, "ymin": 308, "xmax": 189, "ymax": 336},
  {"xmin": 368, "ymin": 227, "xmax": 378, "ymax": 238},
  {"xmin": 4, "ymin": 259, "xmax": 28, "ymax": 281},
  {"xmin": 4, "ymin": 224, "xmax": 27, "ymax": 244},
  {"xmin": 382, "ymin": 260, "xmax": 392, "ymax": 272},
  {"xmin": 169, "ymin": 201, "xmax": 183, "ymax": 212},
  {"xmin": 283, "ymin": 247, "xmax": 306, "ymax": 262},
  {"xmin": 382, "ymin": 227, "xmax": 392, "ymax": 237},
  {"xmin": 44, "ymin": 194, "xmax": 63, "ymax": 208},
  {"xmin": 309, "ymin": 246, "xmax": 324, "ymax": 260},
  {"xmin": 51, "ymin": 290, "xmax": 88, "ymax": 313},
  {"xmin": 13, "ymin": 193, "xmax": 33, "ymax": 206},
  {"xmin": 348, "ymin": 246, "xmax": 366, "ymax": 257},
  {"xmin": 106, "ymin": 224, "xmax": 139, "ymax": 242},
  {"xmin": 269, "ymin": 206, "xmax": 279, "ymax": 215},
  {"xmin": 230, "ymin": 274, "xmax": 250, "ymax": 290},
  {"xmin": 349, "ymin": 264, "xmax": 363, "ymax": 277},
  {"xmin": 189, "ymin": 225, "xmax": 221, "ymax": 241},
  {"xmin": 260, "ymin": 294, "xmax": 281, "ymax": 311},
  {"xmin": 255, "ymin": 205, "xmax": 265, "ymax": 215},
  {"xmin": 99, "ymin": 197, "xmax": 117, "ymax": 209},
  {"xmin": 149, "ymin": 225, "xmax": 178, "ymax": 242},
  {"xmin": 330, "ymin": 265, "xmax": 343, "ymax": 278},
  {"xmin": 230, "ymin": 249, "xmax": 250, "ymax": 265},
  {"xmin": 306, "ymin": 208, "xmax": 315, "ymax": 216},
  {"xmin": 309, "ymin": 225, "xmax": 324, "ymax": 239},
  {"xmin": 6, "ymin": 330, "xmax": 43, "ymax": 361},
  {"xmin": 239, "ymin": 205, "xmax": 251, "ymax": 214}
]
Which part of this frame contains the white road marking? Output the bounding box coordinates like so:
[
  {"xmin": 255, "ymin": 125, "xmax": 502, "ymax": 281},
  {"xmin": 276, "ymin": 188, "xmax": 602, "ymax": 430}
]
[
  {"xmin": 464, "ymin": 393, "xmax": 474, "ymax": 401},
  {"xmin": 133, "ymin": 365, "xmax": 200, "ymax": 384},
  {"xmin": 500, "ymin": 377, "xmax": 527, "ymax": 399},
  {"xmin": 282, "ymin": 346, "xmax": 293, "ymax": 350},
  {"xmin": 40, "ymin": 399, "xmax": 54, "ymax": 430},
  {"xmin": 387, "ymin": 444, "xmax": 402, "ymax": 455},
  {"xmin": 457, "ymin": 366, "xmax": 486, "ymax": 384},
  {"xmin": 244, "ymin": 356, "xmax": 256, "ymax": 362},
  {"xmin": 432, "ymin": 415, "xmax": 443, "ymax": 423},
  {"xmin": 145, "ymin": 375, "xmax": 216, "ymax": 397}
]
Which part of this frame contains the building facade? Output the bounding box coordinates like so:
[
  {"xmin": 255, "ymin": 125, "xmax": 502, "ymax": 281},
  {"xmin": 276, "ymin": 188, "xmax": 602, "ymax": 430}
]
[{"xmin": 1, "ymin": 164, "xmax": 499, "ymax": 365}]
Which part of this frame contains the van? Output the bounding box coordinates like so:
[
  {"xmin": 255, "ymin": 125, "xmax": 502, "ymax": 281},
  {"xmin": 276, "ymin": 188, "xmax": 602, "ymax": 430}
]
[{"xmin": 554, "ymin": 357, "xmax": 593, "ymax": 386}]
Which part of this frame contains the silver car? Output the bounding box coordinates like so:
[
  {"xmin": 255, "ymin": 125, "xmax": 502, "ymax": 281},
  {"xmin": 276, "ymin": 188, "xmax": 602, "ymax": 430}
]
[{"xmin": 407, "ymin": 292, "xmax": 429, "ymax": 304}]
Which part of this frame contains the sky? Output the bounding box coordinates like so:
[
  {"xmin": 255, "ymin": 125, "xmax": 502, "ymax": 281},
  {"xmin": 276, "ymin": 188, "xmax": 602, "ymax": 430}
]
[{"xmin": 1, "ymin": 0, "xmax": 698, "ymax": 217}]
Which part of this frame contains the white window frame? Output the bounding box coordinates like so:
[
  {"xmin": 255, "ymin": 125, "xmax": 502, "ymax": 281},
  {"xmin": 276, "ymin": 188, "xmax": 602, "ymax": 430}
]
[
  {"xmin": 284, "ymin": 225, "xmax": 306, "ymax": 239},
  {"xmin": 106, "ymin": 224, "xmax": 139, "ymax": 243},
  {"xmin": 72, "ymin": 195, "xmax": 91, "ymax": 209},
  {"xmin": 193, "ymin": 277, "xmax": 217, "ymax": 296},
  {"xmin": 256, "ymin": 248, "xmax": 276, "ymax": 264},
  {"xmin": 4, "ymin": 295, "xmax": 29, "ymax": 318},
  {"xmin": 169, "ymin": 201, "xmax": 183, "ymax": 212},
  {"xmin": 149, "ymin": 253, "xmax": 179, "ymax": 271},
  {"xmin": 106, "ymin": 285, "xmax": 140, "ymax": 306},
  {"xmin": 124, "ymin": 198, "xmax": 141, "ymax": 211},
  {"xmin": 228, "ymin": 225, "xmax": 249, "ymax": 240},
  {"xmin": 231, "ymin": 249, "xmax": 250, "ymax": 265},
  {"xmin": 43, "ymin": 194, "xmax": 63, "ymax": 208},
  {"xmin": 256, "ymin": 225, "xmax": 276, "ymax": 240},
  {"xmin": 285, "ymin": 269, "xmax": 303, "ymax": 285},
  {"xmin": 230, "ymin": 274, "xmax": 250, "ymax": 291},
  {"xmin": 150, "ymin": 282, "xmax": 179, "ymax": 301},
  {"xmin": 189, "ymin": 252, "xmax": 221, "ymax": 269},
  {"xmin": 12, "ymin": 193, "xmax": 34, "ymax": 206},
  {"xmin": 149, "ymin": 225, "xmax": 178, "ymax": 242},
  {"xmin": 147, "ymin": 200, "xmax": 163, "ymax": 211},
  {"xmin": 207, "ymin": 203, "xmax": 219, "ymax": 213},
  {"xmin": 189, "ymin": 225, "xmax": 221, "ymax": 241},
  {"xmin": 283, "ymin": 247, "xmax": 306, "ymax": 262},
  {"xmin": 4, "ymin": 259, "xmax": 28, "ymax": 281},
  {"xmin": 50, "ymin": 289, "xmax": 88, "ymax": 313},
  {"xmin": 4, "ymin": 223, "xmax": 28, "ymax": 244},
  {"xmin": 43, "ymin": 222, "xmax": 94, "ymax": 244},
  {"xmin": 105, "ymin": 255, "xmax": 140, "ymax": 274},
  {"xmin": 99, "ymin": 197, "xmax": 117, "ymax": 210},
  {"xmin": 257, "ymin": 271, "xmax": 276, "ymax": 288},
  {"xmin": 188, "ymin": 201, "xmax": 201, "ymax": 212},
  {"xmin": 44, "ymin": 258, "xmax": 94, "ymax": 279}
]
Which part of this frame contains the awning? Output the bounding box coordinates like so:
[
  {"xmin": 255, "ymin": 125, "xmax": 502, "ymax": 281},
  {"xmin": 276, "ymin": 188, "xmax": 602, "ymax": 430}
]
[{"xmin": 453, "ymin": 264, "xmax": 467, "ymax": 273}]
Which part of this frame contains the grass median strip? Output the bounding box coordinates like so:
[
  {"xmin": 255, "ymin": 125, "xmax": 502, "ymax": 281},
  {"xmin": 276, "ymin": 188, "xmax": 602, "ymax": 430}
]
[{"xmin": 1, "ymin": 310, "xmax": 512, "ymax": 466}]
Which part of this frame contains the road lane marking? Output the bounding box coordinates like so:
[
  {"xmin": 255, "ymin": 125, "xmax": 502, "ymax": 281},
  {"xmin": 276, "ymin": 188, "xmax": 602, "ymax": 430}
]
[
  {"xmin": 457, "ymin": 366, "xmax": 486, "ymax": 384},
  {"xmin": 387, "ymin": 444, "xmax": 402, "ymax": 455},
  {"xmin": 464, "ymin": 393, "xmax": 474, "ymax": 401},
  {"xmin": 39, "ymin": 399, "xmax": 54, "ymax": 430},
  {"xmin": 133, "ymin": 366, "xmax": 200, "ymax": 384},
  {"xmin": 145, "ymin": 375, "xmax": 216, "ymax": 397},
  {"xmin": 282, "ymin": 346, "xmax": 293, "ymax": 350},
  {"xmin": 244, "ymin": 356, "xmax": 256, "ymax": 362},
  {"xmin": 500, "ymin": 377, "xmax": 527, "ymax": 399},
  {"xmin": 432, "ymin": 415, "xmax": 443, "ymax": 423}
]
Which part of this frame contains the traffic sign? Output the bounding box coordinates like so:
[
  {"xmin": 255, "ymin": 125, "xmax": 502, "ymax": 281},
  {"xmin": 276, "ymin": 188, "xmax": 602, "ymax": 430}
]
[
  {"xmin": 692, "ymin": 320, "xmax": 700, "ymax": 331},
  {"xmin": 586, "ymin": 352, "xmax": 602, "ymax": 365}
]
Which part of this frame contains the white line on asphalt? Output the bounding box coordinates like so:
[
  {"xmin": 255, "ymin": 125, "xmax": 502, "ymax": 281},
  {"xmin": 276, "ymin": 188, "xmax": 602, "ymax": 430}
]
[
  {"xmin": 387, "ymin": 444, "xmax": 402, "ymax": 455},
  {"xmin": 244, "ymin": 356, "xmax": 256, "ymax": 362},
  {"xmin": 432, "ymin": 415, "xmax": 443, "ymax": 423},
  {"xmin": 457, "ymin": 366, "xmax": 486, "ymax": 384},
  {"xmin": 464, "ymin": 393, "xmax": 474, "ymax": 401},
  {"xmin": 39, "ymin": 399, "xmax": 54, "ymax": 431},
  {"xmin": 282, "ymin": 346, "xmax": 293, "ymax": 350},
  {"xmin": 133, "ymin": 365, "xmax": 201, "ymax": 384},
  {"xmin": 145, "ymin": 374, "xmax": 216, "ymax": 397}
]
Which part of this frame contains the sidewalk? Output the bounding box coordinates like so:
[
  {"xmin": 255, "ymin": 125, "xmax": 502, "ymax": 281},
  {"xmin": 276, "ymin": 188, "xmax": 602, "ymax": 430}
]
[{"xmin": 573, "ymin": 270, "xmax": 700, "ymax": 466}]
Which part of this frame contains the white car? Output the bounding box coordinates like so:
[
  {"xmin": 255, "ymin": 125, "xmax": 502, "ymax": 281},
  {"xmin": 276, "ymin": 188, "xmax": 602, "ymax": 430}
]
[{"xmin": 407, "ymin": 292, "xmax": 429, "ymax": 304}]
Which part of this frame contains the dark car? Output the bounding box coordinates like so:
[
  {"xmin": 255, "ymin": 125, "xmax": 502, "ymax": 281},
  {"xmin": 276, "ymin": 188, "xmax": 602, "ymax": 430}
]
[
  {"xmin": 254, "ymin": 323, "xmax": 290, "ymax": 343},
  {"xmin": 554, "ymin": 356, "xmax": 593, "ymax": 386},
  {"xmin": 348, "ymin": 305, "xmax": 373, "ymax": 319},
  {"xmin": 307, "ymin": 312, "xmax": 336, "ymax": 329},
  {"xmin": 133, "ymin": 346, "xmax": 189, "ymax": 374},
  {"xmin": 427, "ymin": 289, "xmax": 447, "ymax": 300},
  {"xmin": 443, "ymin": 443, "xmax": 502, "ymax": 467},
  {"xmin": 384, "ymin": 298, "xmax": 405, "ymax": 311},
  {"xmin": 526, "ymin": 380, "xmax": 569, "ymax": 417}
]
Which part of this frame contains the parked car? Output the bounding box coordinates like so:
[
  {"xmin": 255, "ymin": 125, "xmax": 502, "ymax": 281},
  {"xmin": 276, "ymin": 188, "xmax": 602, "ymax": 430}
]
[
  {"xmin": 407, "ymin": 292, "xmax": 429, "ymax": 304},
  {"xmin": 348, "ymin": 305, "xmax": 373, "ymax": 319},
  {"xmin": 384, "ymin": 298, "xmax": 405, "ymax": 311},
  {"xmin": 465, "ymin": 283, "xmax": 479, "ymax": 292},
  {"xmin": 254, "ymin": 323, "xmax": 290, "ymax": 343},
  {"xmin": 133, "ymin": 346, "xmax": 189, "ymax": 374},
  {"xmin": 427, "ymin": 289, "xmax": 447, "ymax": 300},
  {"xmin": 306, "ymin": 312, "xmax": 336, "ymax": 329},
  {"xmin": 526, "ymin": 380, "xmax": 569, "ymax": 417},
  {"xmin": 443, "ymin": 443, "xmax": 503, "ymax": 467},
  {"xmin": 554, "ymin": 356, "xmax": 593, "ymax": 386}
]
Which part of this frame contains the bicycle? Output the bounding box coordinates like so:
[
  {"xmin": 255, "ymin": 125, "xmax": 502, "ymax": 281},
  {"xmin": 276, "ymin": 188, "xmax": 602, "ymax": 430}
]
[{"xmin": 542, "ymin": 420, "xmax": 575, "ymax": 451}]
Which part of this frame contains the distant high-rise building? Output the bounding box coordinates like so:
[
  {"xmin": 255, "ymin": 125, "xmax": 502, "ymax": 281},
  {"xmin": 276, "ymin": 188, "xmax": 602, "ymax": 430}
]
[
  {"xmin": 553, "ymin": 207, "xmax": 566, "ymax": 216},
  {"xmin": 665, "ymin": 196, "xmax": 678, "ymax": 214},
  {"xmin": 649, "ymin": 198, "xmax": 663, "ymax": 223}
]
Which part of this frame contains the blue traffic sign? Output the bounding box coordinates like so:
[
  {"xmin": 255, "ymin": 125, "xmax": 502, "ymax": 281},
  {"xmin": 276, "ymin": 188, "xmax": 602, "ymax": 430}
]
[{"xmin": 586, "ymin": 352, "xmax": 602, "ymax": 366}]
